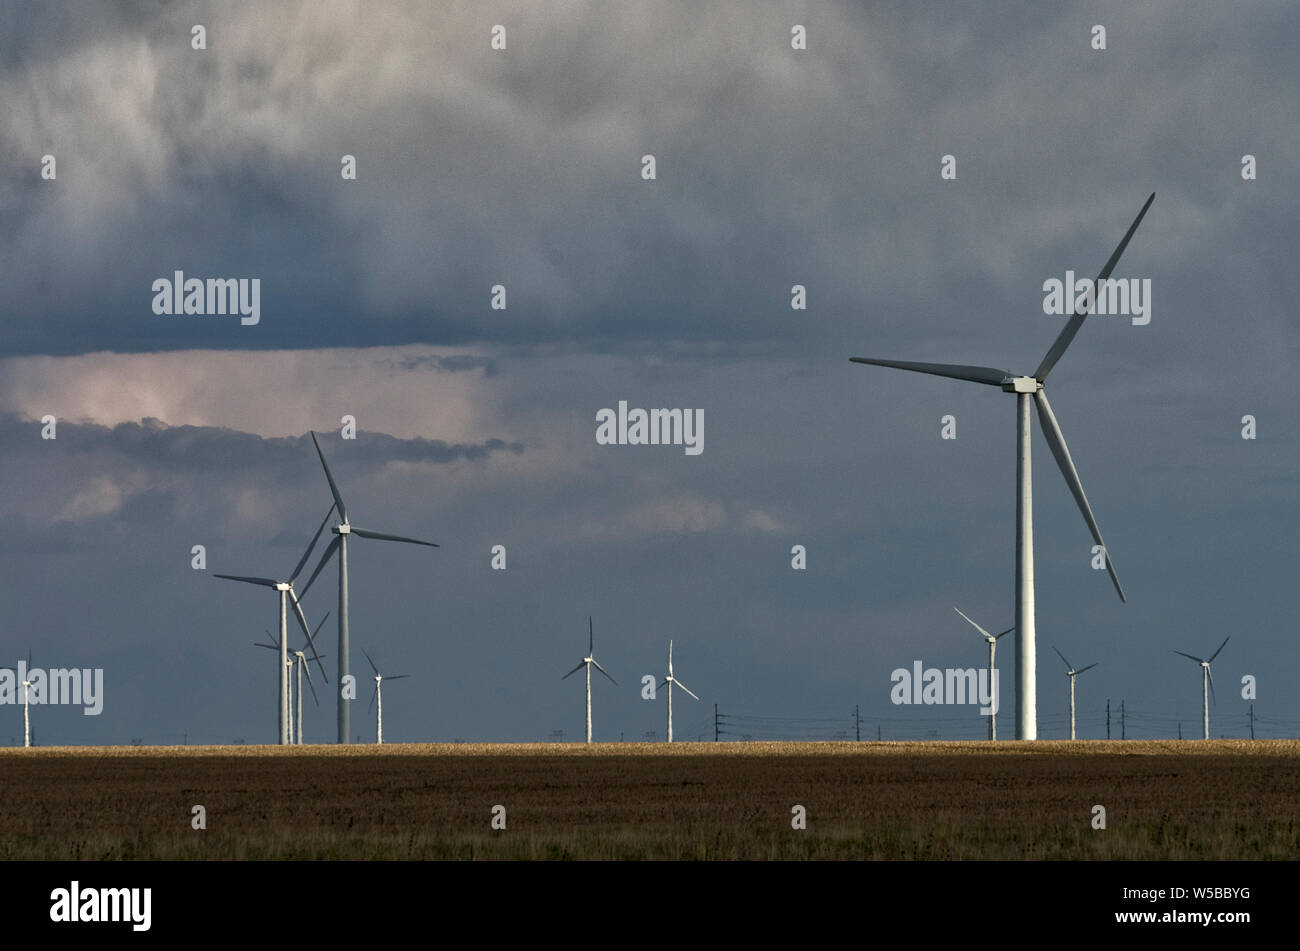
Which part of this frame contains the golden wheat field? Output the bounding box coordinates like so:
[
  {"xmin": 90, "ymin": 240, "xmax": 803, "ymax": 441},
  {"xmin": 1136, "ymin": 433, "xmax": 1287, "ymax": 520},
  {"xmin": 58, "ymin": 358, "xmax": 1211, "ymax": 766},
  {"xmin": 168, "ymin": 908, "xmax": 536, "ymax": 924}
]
[{"xmin": 1, "ymin": 740, "xmax": 1297, "ymax": 860}]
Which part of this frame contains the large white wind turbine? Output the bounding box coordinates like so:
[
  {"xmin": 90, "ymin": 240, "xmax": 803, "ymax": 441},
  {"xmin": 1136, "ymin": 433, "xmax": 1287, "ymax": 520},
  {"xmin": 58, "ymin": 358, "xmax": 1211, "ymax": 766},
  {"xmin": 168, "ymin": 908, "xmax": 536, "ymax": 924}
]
[
  {"xmin": 362, "ymin": 648, "xmax": 409, "ymax": 745},
  {"xmin": 216, "ymin": 507, "xmax": 333, "ymax": 744},
  {"xmin": 301, "ymin": 432, "xmax": 439, "ymax": 744},
  {"xmin": 256, "ymin": 614, "xmax": 329, "ymax": 744},
  {"xmin": 1175, "ymin": 636, "xmax": 1229, "ymax": 740},
  {"xmin": 852, "ymin": 194, "xmax": 1154, "ymax": 740},
  {"xmin": 1051, "ymin": 646, "xmax": 1098, "ymax": 740},
  {"xmin": 561, "ymin": 617, "xmax": 616, "ymax": 744},
  {"xmin": 658, "ymin": 640, "xmax": 699, "ymax": 743},
  {"xmin": 954, "ymin": 608, "xmax": 1013, "ymax": 740}
]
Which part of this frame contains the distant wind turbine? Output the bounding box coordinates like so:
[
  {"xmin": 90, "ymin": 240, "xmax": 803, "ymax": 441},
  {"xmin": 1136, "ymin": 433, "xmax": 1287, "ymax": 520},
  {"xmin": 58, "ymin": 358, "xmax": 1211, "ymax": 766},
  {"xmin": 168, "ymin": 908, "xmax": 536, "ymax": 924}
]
[
  {"xmin": 658, "ymin": 640, "xmax": 699, "ymax": 743},
  {"xmin": 1051, "ymin": 646, "xmax": 1098, "ymax": 740},
  {"xmin": 256, "ymin": 613, "xmax": 329, "ymax": 744},
  {"xmin": 1174, "ymin": 636, "xmax": 1229, "ymax": 740},
  {"xmin": 562, "ymin": 617, "xmax": 616, "ymax": 744},
  {"xmin": 216, "ymin": 506, "xmax": 333, "ymax": 744},
  {"xmin": 301, "ymin": 432, "xmax": 439, "ymax": 744},
  {"xmin": 1, "ymin": 650, "xmax": 33, "ymax": 747},
  {"xmin": 852, "ymin": 193, "xmax": 1155, "ymax": 739},
  {"xmin": 362, "ymin": 648, "xmax": 409, "ymax": 745},
  {"xmin": 954, "ymin": 608, "xmax": 1013, "ymax": 740}
]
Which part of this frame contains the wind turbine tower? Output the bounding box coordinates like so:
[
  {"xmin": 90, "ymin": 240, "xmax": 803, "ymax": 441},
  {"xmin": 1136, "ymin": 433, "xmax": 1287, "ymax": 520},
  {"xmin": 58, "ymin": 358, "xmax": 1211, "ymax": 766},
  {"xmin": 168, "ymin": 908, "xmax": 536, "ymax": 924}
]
[
  {"xmin": 954, "ymin": 608, "xmax": 1012, "ymax": 740},
  {"xmin": 852, "ymin": 194, "xmax": 1154, "ymax": 739},
  {"xmin": 562, "ymin": 617, "xmax": 616, "ymax": 743},
  {"xmin": 302, "ymin": 432, "xmax": 439, "ymax": 745},
  {"xmin": 363, "ymin": 648, "xmax": 410, "ymax": 745},
  {"xmin": 1052, "ymin": 646, "xmax": 1098, "ymax": 740},
  {"xmin": 1175, "ymin": 636, "xmax": 1229, "ymax": 740},
  {"xmin": 659, "ymin": 640, "xmax": 699, "ymax": 743}
]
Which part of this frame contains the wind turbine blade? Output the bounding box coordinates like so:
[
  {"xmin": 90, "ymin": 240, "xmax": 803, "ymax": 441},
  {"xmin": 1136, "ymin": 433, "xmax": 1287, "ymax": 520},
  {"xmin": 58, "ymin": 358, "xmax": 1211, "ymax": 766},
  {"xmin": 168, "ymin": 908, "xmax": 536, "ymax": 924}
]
[
  {"xmin": 1076, "ymin": 663, "xmax": 1098, "ymax": 675},
  {"xmin": 953, "ymin": 607, "xmax": 994, "ymax": 641},
  {"xmin": 591, "ymin": 659, "xmax": 617, "ymax": 685},
  {"xmin": 675, "ymin": 680, "xmax": 700, "ymax": 701},
  {"xmin": 213, "ymin": 574, "xmax": 280, "ymax": 588},
  {"xmin": 303, "ymin": 661, "xmax": 320, "ymax": 706},
  {"xmin": 1034, "ymin": 192, "xmax": 1156, "ymax": 381},
  {"xmin": 349, "ymin": 527, "xmax": 439, "ymax": 548},
  {"xmin": 299, "ymin": 536, "xmax": 341, "ymax": 599},
  {"xmin": 310, "ymin": 431, "xmax": 348, "ymax": 523},
  {"xmin": 384, "ymin": 674, "xmax": 411, "ymax": 681},
  {"xmin": 368, "ymin": 685, "xmax": 377, "ymax": 712},
  {"xmin": 657, "ymin": 680, "xmax": 669, "ymax": 690},
  {"xmin": 361, "ymin": 648, "xmax": 381, "ymax": 678},
  {"xmin": 1173, "ymin": 650, "xmax": 1205, "ymax": 664},
  {"xmin": 994, "ymin": 627, "xmax": 1014, "ymax": 639},
  {"xmin": 850, "ymin": 358, "xmax": 1007, "ymax": 387},
  {"xmin": 253, "ymin": 643, "xmax": 279, "ymax": 651},
  {"xmin": 1052, "ymin": 646, "xmax": 1072, "ymax": 671},
  {"xmin": 1208, "ymin": 635, "xmax": 1230, "ymax": 663},
  {"xmin": 1207, "ymin": 667, "xmax": 1217, "ymax": 705},
  {"xmin": 588, "ymin": 616, "xmax": 593, "ymax": 655},
  {"xmin": 561, "ymin": 661, "xmax": 585, "ymax": 680},
  {"xmin": 290, "ymin": 504, "xmax": 337, "ymax": 584},
  {"xmin": 289, "ymin": 590, "xmax": 327, "ymax": 682},
  {"xmin": 1032, "ymin": 390, "xmax": 1125, "ymax": 602}
]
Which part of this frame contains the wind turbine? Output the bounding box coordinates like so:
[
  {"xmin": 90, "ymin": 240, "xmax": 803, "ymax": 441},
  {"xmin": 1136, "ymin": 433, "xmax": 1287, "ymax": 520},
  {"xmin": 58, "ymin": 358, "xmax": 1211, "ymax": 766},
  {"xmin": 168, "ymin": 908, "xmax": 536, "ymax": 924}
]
[
  {"xmin": 1174, "ymin": 636, "xmax": 1229, "ymax": 740},
  {"xmin": 954, "ymin": 608, "xmax": 1013, "ymax": 740},
  {"xmin": 561, "ymin": 617, "xmax": 616, "ymax": 744},
  {"xmin": 1, "ymin": 650, "xmax": 33, "ymax": 747},
  {"xmin": 256, "ymin": 614, "xmax": 329, "ymax": 744},
  {"xmin": 1051, "ymin": 646, "xmax": 1098, "ymax": 740},
  {"xmin": 362, "ymin": 648, "xmax": 409, "ymax": 745},
  {"xmin": 852, "ymin": 193, "xmax": 1154, "ymax": 740},
  {"xmin": 300, "ymin": 432, "xmax": 439, "ymax": 744},
  {"xmin": 216, "ymin": 506, "xmax": 333, "ymax": 744},
  {"xmin": 658, "ymin": 640, "xmax": 699, "ymax": 743}
]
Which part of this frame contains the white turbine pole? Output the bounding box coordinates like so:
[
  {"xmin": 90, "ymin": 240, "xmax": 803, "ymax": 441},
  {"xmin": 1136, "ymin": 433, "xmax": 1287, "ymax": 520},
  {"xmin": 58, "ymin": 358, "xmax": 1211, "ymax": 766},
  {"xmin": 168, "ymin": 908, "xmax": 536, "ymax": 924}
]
[
  {"xmin": 585, "ymin": 660, "xmax": 592, "ymax": 744},
  {"xmin": 338, "ymin": 530, "xmax": 349, "ymax": 744},
  {"xmin": 279, "ymin": 588, "xmax": 290, "ymax": 745},
  {"xmin": 1069, "ymin": 672, "xmax": 1076, "ymax": 741},
  {"xmin": 1202, "ymin": 666, "xmax": 1209, "ymax": 741},
  {"xmin": 988, "ymin": 638, "xmax": 997, "ymax": 741},
  {"xmin": 665, "ymin": 680, "xmax": 676, "ymax": 748},
  {"xmin": 376, "ymin": 676, "xmax": 383, "ymax": 745},
  {"xmin": 1016, "ymin": 392, "xmax": 1037, "ymax": 741},
  {"xmin": 23, "ymin": 680, "xmax": 30, "ymax": 748},
  {"xmin": 296, "ymin": 655, "xmax": 304, "ymax": 744}
]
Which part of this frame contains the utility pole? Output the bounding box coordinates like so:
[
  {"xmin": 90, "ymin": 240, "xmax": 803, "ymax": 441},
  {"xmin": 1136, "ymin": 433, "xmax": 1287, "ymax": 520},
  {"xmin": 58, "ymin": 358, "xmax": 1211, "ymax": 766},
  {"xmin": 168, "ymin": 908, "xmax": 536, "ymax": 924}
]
[
  {"xmin": 1249, "ymin": 703, "xmax": 1255, "ymax": 740},
  {"xmin": 714, "ymin": 703, "xmax": 719, "ymax": 742},
  {"xmin": 1106, "ymin": 699, "xmax": 1110, "ymax": 740},
  {"xmin": 855, "ymin": 704, "xmax": 861, "ymax": 742},
  {"xmin": 1120, "ymin": 701, "xmax": 1126, "ymax": 740},
  {"xmin": 877, "ymin": 724, "xmax": 881, "ymax": 742}
]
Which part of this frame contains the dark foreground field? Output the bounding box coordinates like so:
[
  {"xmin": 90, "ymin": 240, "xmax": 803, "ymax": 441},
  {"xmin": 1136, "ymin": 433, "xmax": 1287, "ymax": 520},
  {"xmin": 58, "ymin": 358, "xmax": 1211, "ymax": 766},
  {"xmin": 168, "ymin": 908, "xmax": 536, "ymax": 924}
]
[{"xmin": 1, "ymin": 741, "xmax": 1297, "ymax": 860}]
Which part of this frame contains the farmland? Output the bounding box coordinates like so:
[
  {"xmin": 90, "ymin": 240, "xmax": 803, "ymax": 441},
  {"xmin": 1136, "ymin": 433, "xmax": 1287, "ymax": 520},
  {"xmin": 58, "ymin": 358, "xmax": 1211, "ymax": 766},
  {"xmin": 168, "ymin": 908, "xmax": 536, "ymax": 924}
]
[{"xmin": 0, "ymin": 741, "xmax": 1296, "ymax": 860}]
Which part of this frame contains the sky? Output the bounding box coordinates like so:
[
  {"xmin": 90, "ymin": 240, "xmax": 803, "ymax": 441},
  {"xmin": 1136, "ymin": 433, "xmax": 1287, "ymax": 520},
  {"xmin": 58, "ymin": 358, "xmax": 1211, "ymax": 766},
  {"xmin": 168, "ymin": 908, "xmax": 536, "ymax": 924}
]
[{"xmin": 0, "ymin": 1, "xmax": 1295, "ymax": 745}]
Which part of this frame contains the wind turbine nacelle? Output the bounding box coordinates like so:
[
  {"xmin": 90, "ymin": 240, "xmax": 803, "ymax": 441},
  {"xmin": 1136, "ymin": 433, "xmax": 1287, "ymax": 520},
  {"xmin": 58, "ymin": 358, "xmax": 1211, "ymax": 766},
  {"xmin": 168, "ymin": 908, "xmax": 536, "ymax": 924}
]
[
  {"xmin": 1001, "ymin": 376, "xmax": 1042, "ymax": 393},
  {"xmin": 333, "ymin": 524, "xmax": 351, "ymax": 535},
  {"xmin": 275, "ymin": 582, "xmax": 291, "ymax": 591}
]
